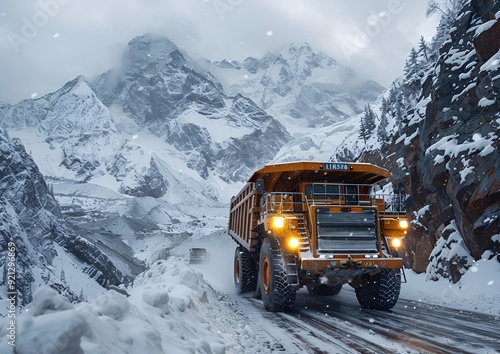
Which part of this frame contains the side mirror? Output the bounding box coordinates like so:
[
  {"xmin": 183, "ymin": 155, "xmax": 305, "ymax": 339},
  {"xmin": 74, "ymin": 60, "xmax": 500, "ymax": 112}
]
[{"xmin": 256, "ymin": 179, "xmax": 265, "ymax": 195}]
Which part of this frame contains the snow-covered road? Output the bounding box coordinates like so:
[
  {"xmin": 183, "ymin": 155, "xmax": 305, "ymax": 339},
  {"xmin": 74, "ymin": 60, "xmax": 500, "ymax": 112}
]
[
  {"xmin": 220, "ymin": 287, "xmax": 500, "ymax": 354},
  {"xmin": 185, "ymin": 229, "xmax": 500, "ymax": 354}
]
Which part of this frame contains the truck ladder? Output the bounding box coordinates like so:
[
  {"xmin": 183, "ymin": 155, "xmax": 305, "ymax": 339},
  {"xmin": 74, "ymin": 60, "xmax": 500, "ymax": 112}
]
[{"xmin": 296, "ymin": 215, "xmax": 310, "ymax": 252}]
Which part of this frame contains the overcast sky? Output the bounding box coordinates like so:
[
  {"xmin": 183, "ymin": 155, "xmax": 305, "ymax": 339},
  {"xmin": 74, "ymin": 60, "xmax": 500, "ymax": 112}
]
[{"xmin": 0, "ymin": 0, "xmax": 439, "ymax": 104}]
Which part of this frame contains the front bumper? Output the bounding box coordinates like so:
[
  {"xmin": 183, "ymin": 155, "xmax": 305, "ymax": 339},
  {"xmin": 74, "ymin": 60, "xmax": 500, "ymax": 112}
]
[{"xmin": 301, "ymin": 257, "xmax": 403, "ymax": 273}]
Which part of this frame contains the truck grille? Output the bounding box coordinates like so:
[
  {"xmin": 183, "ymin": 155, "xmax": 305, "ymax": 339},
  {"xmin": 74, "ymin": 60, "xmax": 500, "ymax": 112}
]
[{"xmin": 316, "ymin": 208, "xmax": 378, "ymax": 253}]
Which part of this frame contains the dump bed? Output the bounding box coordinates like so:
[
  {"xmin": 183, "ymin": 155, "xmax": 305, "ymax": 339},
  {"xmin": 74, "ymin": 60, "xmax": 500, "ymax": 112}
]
[{"xmin": 228, "ymin": 182, "xmax": 260, "ymax": 252}]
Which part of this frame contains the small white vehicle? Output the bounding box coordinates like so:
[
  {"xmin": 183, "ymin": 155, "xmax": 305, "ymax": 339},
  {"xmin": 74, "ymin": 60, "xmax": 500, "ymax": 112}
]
[{"xmin": 189, "ymin": 248, "xmax": 208, "ymax": 264}]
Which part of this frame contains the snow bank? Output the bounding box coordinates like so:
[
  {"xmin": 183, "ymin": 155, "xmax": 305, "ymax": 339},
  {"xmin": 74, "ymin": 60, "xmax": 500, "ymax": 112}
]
[
  {"xmin": 0, "ymin": 258, "xmax": 270, "ymax": 354},
  {"xmin": 402, "ymin": 257, "xmax": 500, "ymax": 316}
]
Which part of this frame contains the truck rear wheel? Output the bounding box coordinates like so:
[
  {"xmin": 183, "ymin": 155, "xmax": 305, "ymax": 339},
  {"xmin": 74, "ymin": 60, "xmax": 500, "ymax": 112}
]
[
  {"xmin": 259, "ymin": 237, "xmax": 296, "ymax": 312},
  {"xmin": 355, "ymin": 269, "xmax": 401, "ymax": 310},
  {"xmin": 307, "ymin": 283, "xmax": 342, "ymax": 296},
  {"xmin": 234, "ymin": 246, "xmax": 257, "ymax": 294}
]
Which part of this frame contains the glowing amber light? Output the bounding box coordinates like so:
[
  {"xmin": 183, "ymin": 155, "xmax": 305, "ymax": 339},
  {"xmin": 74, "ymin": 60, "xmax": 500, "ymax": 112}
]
[
  {"xmin": 399, "ymin": 220, "xmax": 409, "ymax": 229},
  {"xmin": 391, "ymin": 238, "xmax": 402, "ymax": 248},
  {"xmin": 288, "ymin": 237, "xmax": 300, "ymax": 249},
  {"xmin": 272, "ymin": 217, "xmax": 285, "ymax": 229}
]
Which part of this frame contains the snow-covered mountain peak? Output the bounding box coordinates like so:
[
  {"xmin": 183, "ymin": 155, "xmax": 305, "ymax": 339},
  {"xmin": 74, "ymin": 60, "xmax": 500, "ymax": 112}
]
[
  {"xmin": 280, "ymin": 41, "xmax": 333, "ymax": 70},
  {"xmin": 206, "ymin": 41, "xmax": 384, "ymax": 133},
  {"xmin": 261, "ymin": 42, "xmax": 337, "ymax": 97},
  {"xmin": 91, "ymin": 35, "xmax": 291, "ymax": 183},
  {"xmin": 124, "ymin": 33, "xmax": 180, "ymax": 70},
  {"xmin": 284, "ymin": 42, "xmax": 314, "ymax": 62},
  {"xmin": 289, "ymin": 41, "xmax": 312, "ymax": 52},
  {"xmin": 59, "ymin": 74, "xmax": 93, "ymax": 96},
  {"xmin": 0, "ymin": 74, "xmax": 115, "ymax": 139},
  {"xmin": 46, "ymin": 80, "xmax": 116, "ymax": 138}
]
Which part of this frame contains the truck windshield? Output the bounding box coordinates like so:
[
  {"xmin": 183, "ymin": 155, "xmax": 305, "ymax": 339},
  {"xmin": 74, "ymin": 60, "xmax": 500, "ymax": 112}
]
[
  {"xmin": 304, "ymin": 183, "xmax": 365, "ymax": 206},
  {"xmin": 305, "ymin": 184, "xmax": 340, "ymax": 199}
]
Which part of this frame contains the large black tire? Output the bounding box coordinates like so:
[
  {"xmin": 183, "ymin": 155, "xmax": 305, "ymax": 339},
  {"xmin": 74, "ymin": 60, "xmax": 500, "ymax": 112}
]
[
  {"xmin": 234, "ymin": 246, "xmax": 257, "ymax": 294},
  {"xmin": 258, "ymin": 238, "xmax": 296, "ymax": 312},
  {"xmin": 307, "ymin": 283, "xmax": 342, "ymax": 296},
  {"xmin": 355, "ymin": 269, "xmax": 401, "ymax": 310}
]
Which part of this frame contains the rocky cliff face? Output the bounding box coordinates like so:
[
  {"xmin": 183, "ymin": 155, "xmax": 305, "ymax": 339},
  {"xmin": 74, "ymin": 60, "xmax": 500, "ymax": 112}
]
[
  {"xmin": 357, "ymin": 0, "xmax": 499, "ymax": 280},
  {"xmin": 405, "ymin": 0, "xmax": 499, "ymax": 278}
]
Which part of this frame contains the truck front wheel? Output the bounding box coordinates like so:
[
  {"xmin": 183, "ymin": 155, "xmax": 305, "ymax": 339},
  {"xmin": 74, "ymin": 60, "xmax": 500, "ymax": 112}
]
[
  {"xmin": 355, "ymin": 269, "xmax": 401, "ymax": 310},
  {"xmin": 259, "ymin": 237, "xmax": 296, "ymax": 312},
  {"xmin": 234, "ymin": 246, "xmax": 257, "ymax": 294}
]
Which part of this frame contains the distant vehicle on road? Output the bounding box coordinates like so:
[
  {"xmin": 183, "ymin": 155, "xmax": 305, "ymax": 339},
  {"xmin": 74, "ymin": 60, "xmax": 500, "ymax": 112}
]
[{"xmin": 189, "ymin": 248, "xmax": 208, "ymax": 264}]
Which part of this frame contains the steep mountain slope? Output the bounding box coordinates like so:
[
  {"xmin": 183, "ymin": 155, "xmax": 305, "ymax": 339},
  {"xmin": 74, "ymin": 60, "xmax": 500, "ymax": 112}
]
[
  {"xmin": 269, "ymin": 113, "xmax": 363, "ymax": 163},
  {"xmin": 0, "ymin": 131, "xmax": 132, "ymax": 305},
  {"xmin": 208, "ymin": 42, "xmax": 385, "ymax": 135}
]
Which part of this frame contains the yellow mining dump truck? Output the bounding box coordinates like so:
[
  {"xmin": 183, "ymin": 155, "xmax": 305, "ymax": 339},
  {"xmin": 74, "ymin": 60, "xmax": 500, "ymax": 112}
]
[{"xmin": 228, "ymin": 161, "xmax": 408, "ymax": 312}]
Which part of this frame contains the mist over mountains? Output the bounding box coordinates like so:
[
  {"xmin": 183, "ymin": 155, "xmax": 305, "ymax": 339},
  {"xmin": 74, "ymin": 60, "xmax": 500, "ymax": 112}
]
[{"xmin": 207, "ymin": 42, "xmax": 384, "ymax": 131}]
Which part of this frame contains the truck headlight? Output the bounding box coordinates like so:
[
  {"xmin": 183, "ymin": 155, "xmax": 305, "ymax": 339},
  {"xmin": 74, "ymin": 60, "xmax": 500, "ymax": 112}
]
[
  {"xmin": 272, "ymin": 217, "xmax": 285, "ymax": 229},
  {"xmin": 399, "ymin": 220, "xmax": 409, "ymax": 229},
  {"xmin": 390, "ymin": 238, "xmax": 402, "ymax": 248},
  {"xmin": 288, "ymin": 237, "xmax": 300, "ymax": 249}
]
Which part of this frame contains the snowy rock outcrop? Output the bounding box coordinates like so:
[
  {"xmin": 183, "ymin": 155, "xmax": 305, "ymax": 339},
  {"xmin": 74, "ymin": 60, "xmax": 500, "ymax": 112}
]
[
  {"xmin": 108, "ymin": 143, "xmax": 169, "ymax": 198},
  {"xmin": 398, "ymin": 0, "xmax": 499, "ymax": 276}
]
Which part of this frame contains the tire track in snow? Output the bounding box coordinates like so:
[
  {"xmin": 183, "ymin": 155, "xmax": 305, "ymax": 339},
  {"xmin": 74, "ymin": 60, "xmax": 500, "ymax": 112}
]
[
  {"xmin": 293, "ymin": 290, "xmax": 500, "ymax": 354},
  {"xmin": 242, "ymin": 296, "xmax": 401, "ymax": 353}
]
